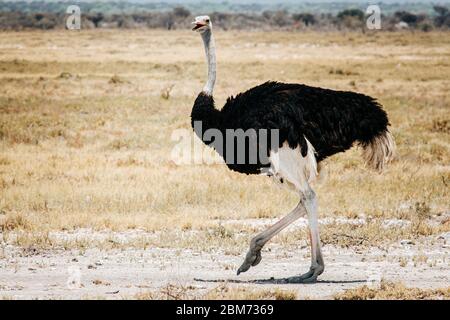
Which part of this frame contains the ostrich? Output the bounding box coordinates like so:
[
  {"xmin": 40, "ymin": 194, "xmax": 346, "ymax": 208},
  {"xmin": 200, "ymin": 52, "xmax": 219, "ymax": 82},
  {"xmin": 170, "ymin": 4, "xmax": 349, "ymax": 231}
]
[{"xmin": 191, "ymin": 16, "xmax": 395, "ymax": 283}]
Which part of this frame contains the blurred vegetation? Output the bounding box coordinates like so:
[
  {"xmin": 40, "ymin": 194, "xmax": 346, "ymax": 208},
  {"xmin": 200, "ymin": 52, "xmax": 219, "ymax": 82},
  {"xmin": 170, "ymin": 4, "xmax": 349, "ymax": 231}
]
[
  {"xmin": 0, "ymin": 2, "xmax": 449, "ymax": 31},
  {"xmin": 0, "ymin": 1, "xmax": 446, "ymax": 15}
]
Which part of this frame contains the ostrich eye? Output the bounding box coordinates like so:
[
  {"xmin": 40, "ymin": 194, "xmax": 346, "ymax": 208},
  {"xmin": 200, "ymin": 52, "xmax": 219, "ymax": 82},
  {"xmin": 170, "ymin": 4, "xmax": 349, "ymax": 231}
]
[{"xmin": 206, "ymin": 19, "xmax": 210, "ymax": 23}]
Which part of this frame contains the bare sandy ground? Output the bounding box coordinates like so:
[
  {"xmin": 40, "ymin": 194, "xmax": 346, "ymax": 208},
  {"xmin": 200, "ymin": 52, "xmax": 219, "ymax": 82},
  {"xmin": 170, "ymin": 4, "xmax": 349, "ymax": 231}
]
[{"xmin": 0, "ymin": 226, "xmax": 448, "ymax": 299}]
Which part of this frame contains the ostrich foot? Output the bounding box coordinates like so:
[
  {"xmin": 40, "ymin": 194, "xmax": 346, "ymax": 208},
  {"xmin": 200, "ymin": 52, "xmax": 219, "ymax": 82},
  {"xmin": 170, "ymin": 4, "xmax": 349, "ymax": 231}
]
[
  {"xmin": 236, "ymin": 247, "xmax": 262, "ymax": 275},
  {"xmin": 286, "ymin": 264, "xmax": 324, "ymax": 283}
]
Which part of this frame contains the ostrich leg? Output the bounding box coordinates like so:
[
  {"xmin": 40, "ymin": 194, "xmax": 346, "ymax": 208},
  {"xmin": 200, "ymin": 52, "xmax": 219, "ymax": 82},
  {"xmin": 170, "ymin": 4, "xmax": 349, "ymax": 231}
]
[
  {"xmin": 288, "ymin": 188, "xmax": 324, "ymax": 283},
  {"xmin": 237, "ymin": 198, "xmax": 307, "ymax": 275}
]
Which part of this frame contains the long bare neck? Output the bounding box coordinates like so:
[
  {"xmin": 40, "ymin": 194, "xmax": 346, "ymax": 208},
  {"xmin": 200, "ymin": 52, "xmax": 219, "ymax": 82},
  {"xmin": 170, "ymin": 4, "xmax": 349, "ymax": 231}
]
[
  {"xmin": 191, "ymin": 28, "xmax": 221, "ymax": 135},
  {"xmin": 201, "ymin": 30, "xmax": 216, "ymax": 96}
]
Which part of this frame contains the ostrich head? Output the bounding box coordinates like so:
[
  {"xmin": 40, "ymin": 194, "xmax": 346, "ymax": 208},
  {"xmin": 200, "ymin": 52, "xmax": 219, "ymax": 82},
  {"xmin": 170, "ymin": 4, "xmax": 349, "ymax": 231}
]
[
  {"xmin": 192, "ymin": 15, "xmax": 215, "ymax": 96},
  {"xmin": 192, "ymin": 16, "xmax": 212, "ymax": 33}
]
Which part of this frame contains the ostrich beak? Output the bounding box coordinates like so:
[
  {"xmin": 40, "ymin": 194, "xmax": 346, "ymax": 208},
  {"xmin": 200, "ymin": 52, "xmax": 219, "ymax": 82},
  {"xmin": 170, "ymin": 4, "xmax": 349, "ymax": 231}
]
[{"xmin": 192, "ymin": 21, "xmax": 205, "ymax": 31}]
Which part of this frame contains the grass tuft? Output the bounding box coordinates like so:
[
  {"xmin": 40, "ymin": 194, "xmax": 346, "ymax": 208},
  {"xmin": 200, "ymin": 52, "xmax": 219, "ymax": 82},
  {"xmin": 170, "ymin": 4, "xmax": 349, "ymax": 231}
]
[{"xmin": 334, "ymin": 281, "xmax": 450, "ymax": 300}]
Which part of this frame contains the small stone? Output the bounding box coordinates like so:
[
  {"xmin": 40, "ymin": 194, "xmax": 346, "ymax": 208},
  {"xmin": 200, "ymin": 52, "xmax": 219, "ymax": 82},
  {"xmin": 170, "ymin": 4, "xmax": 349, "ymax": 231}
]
[{"xmin": 106, "ymin": 290, "xmax": 120, "ymax": 294}]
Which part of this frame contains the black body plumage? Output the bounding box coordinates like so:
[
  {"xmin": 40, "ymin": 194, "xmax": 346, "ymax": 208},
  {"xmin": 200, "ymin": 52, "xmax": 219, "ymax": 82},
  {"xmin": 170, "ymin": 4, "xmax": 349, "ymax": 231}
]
[{"xmin": 191, "ymin": 81, "xmax": 390, "ymax": 175}]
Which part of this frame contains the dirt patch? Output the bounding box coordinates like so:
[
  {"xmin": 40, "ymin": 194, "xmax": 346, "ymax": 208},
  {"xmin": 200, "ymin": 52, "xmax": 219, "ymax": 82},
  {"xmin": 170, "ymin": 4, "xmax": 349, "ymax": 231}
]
[{"xmin": 0, "ymin": 229, "xmax": 448, "ymax": 299}]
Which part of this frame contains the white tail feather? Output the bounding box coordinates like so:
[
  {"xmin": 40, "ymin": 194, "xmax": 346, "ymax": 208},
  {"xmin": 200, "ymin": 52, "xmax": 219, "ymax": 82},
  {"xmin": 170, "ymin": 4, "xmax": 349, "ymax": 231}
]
[{"xmin": 362, "ymin": 129, "xmax": 396, "ymax": 171}]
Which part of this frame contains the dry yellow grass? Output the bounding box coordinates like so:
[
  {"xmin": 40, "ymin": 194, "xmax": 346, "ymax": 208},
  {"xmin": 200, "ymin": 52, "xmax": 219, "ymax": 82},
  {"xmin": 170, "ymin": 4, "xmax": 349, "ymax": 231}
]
[
  {"xmin": 0, "ymin": 30, "xmax": 449, "ymax": 250},
  {"xmin": 334, "ymin": 280, "xmax": 450, "ymax": 300},
  {"xmin": 132, "ymin": 283, "xmax": 297, "ymax": 300}
]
